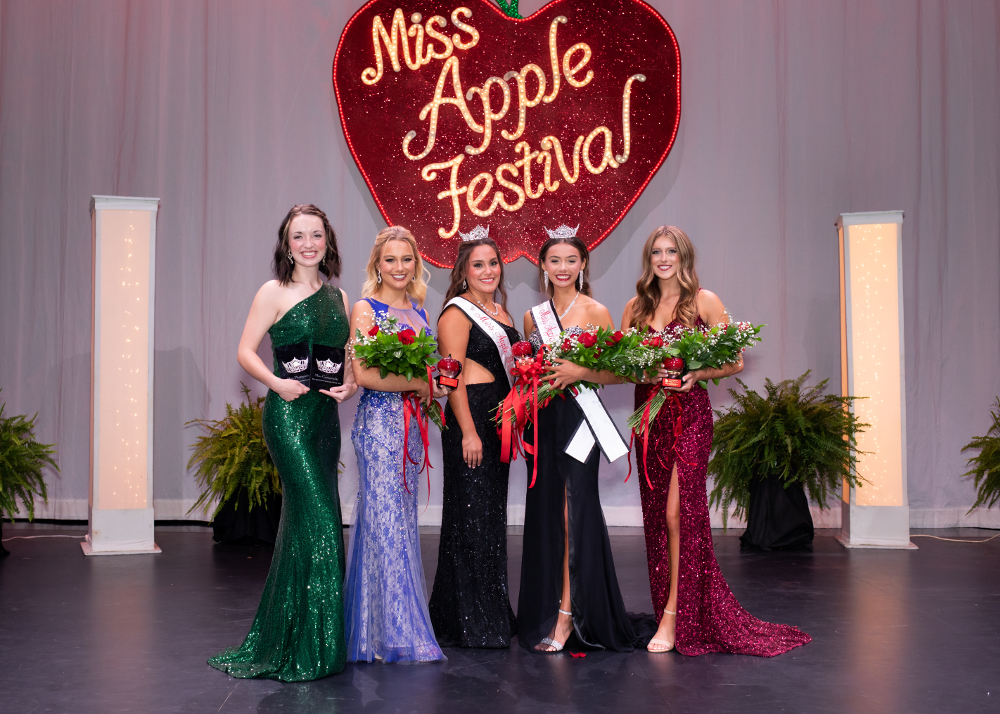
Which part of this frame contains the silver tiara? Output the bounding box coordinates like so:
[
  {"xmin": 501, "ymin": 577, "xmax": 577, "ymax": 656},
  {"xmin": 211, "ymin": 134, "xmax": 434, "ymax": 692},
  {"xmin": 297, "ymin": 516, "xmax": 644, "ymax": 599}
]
[
  {"xmin": 544, "ymin": 224, "xmax": 579, "ymax": 241},
  {"xmin": 458, "ymin": 225, "xmax": 490, "ymax": 242}
]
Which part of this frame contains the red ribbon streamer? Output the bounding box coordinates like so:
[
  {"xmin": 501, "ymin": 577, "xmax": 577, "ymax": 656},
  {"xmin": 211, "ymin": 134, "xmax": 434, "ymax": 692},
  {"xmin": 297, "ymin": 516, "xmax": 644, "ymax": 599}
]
[
  {"xmin": 630, "ymin": 387, "xmax": 695, "ymax": 492},
  {"xmin": 400, "ymin": 365, "xmax": 437, "ymax": 507}
]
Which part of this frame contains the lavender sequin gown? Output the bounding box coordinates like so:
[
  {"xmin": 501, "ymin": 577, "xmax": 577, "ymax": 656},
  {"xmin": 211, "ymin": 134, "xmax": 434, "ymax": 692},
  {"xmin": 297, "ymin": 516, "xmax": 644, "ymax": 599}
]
[
  {"xmin": 634, "ymin": 321, "xmax": 812, "ymax": 656},
  {"xmin": 343, "ymin": 298, "xmax": 444, "ymax": 663}
]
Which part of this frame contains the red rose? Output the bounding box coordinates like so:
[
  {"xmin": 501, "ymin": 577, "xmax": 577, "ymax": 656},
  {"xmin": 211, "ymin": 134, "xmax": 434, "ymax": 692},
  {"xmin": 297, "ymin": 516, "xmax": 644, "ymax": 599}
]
[
  {"xmin": 512, "ymin": 341, "xmax": 533, "ymax": 358},
  {"xmin": 613, "ymin": 330, "xmax": 623, "ymax": 342},
  {"xmin": 641, "ymin": 339, "xmax": 650, "ymax": 347},
  {"xmin": 397, "ymin": 329, "xmax": 416, "ymax": 345},
  {"xmin": 579, "ymin": 332, "xmax": 597, "ymax": 348},
  {"xmin": 605, "ymin": 339, "xmax": 615, "ymax": 346},
  {"xmin": 367, "ymin": 325, "xmax": 380, "ymax": 337},
  {"xmin": 650, "ymin": 336, "xmax": 663, "ymax": 348},
  {"xmin": 561, "ymin": 339, "xmax": 573, "ymax": 351}
]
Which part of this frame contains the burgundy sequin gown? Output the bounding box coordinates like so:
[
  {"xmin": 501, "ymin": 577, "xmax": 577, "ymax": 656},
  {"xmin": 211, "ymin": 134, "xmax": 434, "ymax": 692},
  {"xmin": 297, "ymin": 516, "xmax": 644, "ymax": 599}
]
[{"xmin": 634, "ymin": 335, "xmax": 811, "ymax": 656}]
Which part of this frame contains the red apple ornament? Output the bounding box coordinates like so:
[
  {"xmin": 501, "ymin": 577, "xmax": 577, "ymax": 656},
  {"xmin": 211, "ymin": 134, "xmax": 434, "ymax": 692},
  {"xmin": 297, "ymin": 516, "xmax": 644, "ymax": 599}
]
[
  {"xmin": 334, "ymin": 0, "xmax": 681, "ymax": 267},
  {"xmin": 437, "ymin": 354, "xmax": 463, "ymax": 388},
  {"xmin": 662, "ymin": 357, "xmax": 684, "ymax": 389}
]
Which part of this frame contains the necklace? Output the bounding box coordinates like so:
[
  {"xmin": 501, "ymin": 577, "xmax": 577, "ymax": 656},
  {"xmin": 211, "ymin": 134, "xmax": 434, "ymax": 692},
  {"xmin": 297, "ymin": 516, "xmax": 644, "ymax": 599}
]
[
  {"xmin": 556, "ymin": 291, "xmax": 580, "ymax": 320},
  {"xmin": 468, "ymin": 291, "xmax": 500, "ymax": 317},
  {"xmin": 475, "ymin": 297, "xmax": 500, "ymax": 317}
]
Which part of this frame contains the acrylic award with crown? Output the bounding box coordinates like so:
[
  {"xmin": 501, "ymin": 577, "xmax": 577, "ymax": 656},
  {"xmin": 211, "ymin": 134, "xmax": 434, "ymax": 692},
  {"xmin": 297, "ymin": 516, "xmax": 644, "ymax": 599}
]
[
  {"xmin": 311, "ymin": 344, "xmax": 345, "ymax": 389},
  {"xmin": 275, "ymin": 341, "xmax": 311, "ymax": 387}
]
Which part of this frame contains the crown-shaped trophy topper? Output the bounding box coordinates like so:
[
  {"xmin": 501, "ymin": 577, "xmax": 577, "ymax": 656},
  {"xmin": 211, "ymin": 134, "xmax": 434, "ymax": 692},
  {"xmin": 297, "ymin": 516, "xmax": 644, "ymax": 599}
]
[
  {"xmin": 544, "ymin": 224, "xmax": 580, "ymax": 241},
  {"xmin": 458, "ymin": 225, "xmax": 490, "ymax": 242}
]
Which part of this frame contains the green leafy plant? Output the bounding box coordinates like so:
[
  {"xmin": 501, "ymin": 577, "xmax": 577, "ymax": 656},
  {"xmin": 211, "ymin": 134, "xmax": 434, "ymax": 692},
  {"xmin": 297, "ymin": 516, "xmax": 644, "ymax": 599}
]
[
  {"xmin": 961, "ymin": 398, "xmax": 1000, "ymax": 512},
  {"xmin": 186, "ymin": 384, "xmax": 281, "ymax": 520},
  {"xmin": 0, "ymin": 390, "xmax": 58, "ymax": 522},
  {"xmin": 707, "ymin": 372, "xmax": 868, "ymax": 527}
]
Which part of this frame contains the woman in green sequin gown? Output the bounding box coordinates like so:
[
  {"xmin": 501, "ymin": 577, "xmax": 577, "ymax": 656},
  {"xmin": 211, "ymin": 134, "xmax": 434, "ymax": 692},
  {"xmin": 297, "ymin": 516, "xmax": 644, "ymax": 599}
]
[{"xmin": 209, "ymin": 205, "xmax": 357, "ymax": 682}]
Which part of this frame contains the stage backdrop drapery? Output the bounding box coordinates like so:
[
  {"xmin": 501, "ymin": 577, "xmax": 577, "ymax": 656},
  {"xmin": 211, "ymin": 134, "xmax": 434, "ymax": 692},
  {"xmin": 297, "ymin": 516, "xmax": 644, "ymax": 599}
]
[{"xmin": 1, "ymin": 0, "xmax": 998, "ymax": 527}]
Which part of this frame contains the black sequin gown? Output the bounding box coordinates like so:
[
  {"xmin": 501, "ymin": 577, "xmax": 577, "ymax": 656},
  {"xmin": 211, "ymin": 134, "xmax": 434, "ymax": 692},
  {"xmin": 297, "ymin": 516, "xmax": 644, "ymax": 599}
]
[{"xmin": 428, "ymin": 304, "xmax": 520, "ymax": 648}]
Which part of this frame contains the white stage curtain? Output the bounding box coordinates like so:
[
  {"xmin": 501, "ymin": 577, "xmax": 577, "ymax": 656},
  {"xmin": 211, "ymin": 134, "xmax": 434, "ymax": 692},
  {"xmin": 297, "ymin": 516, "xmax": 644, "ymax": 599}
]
[{"xmin": 1, "ymin": 0, "xmax": 998, "ymax": 526}]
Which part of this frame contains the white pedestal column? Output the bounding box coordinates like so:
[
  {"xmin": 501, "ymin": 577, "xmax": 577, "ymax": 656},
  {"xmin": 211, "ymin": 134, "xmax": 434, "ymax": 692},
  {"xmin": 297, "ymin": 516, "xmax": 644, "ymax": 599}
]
[
  {"xmin": 835, "ymin": 211, "xmax": 915, "ymax": 549},
  {"xmin": 82, "ymin": 196, "xmax": 161, "ymax": 556}
]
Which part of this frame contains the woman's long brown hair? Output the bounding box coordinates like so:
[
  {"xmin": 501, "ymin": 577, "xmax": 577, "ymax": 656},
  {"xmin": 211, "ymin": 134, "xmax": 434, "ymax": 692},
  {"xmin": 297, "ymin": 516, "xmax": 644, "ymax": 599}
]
[
  {"xmin": 632, "ymin": 226, "xmax": 700, "ymax": 329},
  {"xmin": 441, "ymin": 237, "xmax": 510, "ymax": 316}
]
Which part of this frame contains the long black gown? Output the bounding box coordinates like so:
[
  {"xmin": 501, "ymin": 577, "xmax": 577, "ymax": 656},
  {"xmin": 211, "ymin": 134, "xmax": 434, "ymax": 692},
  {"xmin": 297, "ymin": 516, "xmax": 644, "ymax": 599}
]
[
  {"xmin": 518, "ymin": 325, "xmax": 654, "ymax": 652},
  {"xmin": 428, "ymin": 305, "xmax": 520, "ymax": 648}
]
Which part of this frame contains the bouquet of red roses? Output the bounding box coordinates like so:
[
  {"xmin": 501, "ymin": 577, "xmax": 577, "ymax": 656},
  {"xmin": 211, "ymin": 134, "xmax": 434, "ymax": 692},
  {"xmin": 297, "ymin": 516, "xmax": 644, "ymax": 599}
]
[
  {"xmin": 494, "ymin": 326, "xmax": 650, "ymax": 486},
  {"xmin": 353, "ymin": 315, "xmax": 447, "ymax": 494},
  {"xmin": 627, "ymin": 319, "xmax": 764, "ymax": 485}
]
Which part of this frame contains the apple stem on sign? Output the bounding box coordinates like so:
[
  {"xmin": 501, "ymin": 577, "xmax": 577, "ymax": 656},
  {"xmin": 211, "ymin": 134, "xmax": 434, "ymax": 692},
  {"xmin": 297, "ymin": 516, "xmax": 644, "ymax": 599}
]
[{"xmin": 495, "ymin": 0, "xmax": 522, "ymax": 20}]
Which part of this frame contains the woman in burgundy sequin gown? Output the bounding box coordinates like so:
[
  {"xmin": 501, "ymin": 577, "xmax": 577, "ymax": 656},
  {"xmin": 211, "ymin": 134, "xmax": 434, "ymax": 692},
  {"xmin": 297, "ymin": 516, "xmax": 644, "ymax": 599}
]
[{"xmin": 623, "ymin": 226, "xmax": 811, "ymax": 656}]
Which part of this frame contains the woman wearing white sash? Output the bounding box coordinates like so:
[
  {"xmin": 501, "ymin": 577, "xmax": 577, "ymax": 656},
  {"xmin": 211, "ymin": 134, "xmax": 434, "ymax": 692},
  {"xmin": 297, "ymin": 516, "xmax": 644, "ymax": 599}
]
[
  {"xmin": 428, "ymin": 228, "xmax": 521, "ymax": 648},
  {"xmin": 519, "ymin": 228, "xmax": 654, "ymax": 653}
]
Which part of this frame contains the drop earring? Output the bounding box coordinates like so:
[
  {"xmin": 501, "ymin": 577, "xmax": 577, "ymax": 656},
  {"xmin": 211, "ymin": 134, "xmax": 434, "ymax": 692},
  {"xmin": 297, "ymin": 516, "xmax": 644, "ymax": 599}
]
[
  {"xmin": 287, "ymin": 250, "xmax": 294, "ymax": 264},
  {"xmin": 578, "ymin": 272, "xmax": 583, "ymax": 290},
  {"xmin": 543, "ymin": 272, "xmax": 549, "ymax": 290},
  {"xmin": 376, "ymin": 269, "xmax": 382, "ymax": 284},
  {"xmin": 462, "ymin": 279, "xmax": 467, "ymax": 291}
]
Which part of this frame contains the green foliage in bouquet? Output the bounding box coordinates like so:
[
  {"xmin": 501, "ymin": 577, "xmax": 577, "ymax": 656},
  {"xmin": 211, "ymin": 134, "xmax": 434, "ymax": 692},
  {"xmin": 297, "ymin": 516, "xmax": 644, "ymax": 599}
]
[
  {"xmin": 707, "ymin": 372, "xmax": 867, "ymax": 527},
  {"xmin": 961, "ymin": 398, "xmax": 1000, "ymax": 512},
  {"xmin": 186, "ymin": 384, "xmax": 281, "ymax": 520},
  {"xmin": 0, "ymin": 390, "xmax": 58, "ymax": 522},
  {"xmin": 353, "ymin": 317, "xmax": 439, "ymax": 381},
  {"xmin": 354, "ymin": 315, "xmax": 445, "ymax": 429}
]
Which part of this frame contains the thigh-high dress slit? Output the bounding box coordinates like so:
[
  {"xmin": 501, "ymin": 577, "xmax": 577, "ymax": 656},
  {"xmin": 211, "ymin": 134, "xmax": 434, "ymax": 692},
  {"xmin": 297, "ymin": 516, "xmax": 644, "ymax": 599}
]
[
  {"xmin": 634, "ymin": 378, "xmax": 812, "ymax": 656},
  {"xmin": 518, "ymin": 396, "xmax": 653, "ymax": 652}
]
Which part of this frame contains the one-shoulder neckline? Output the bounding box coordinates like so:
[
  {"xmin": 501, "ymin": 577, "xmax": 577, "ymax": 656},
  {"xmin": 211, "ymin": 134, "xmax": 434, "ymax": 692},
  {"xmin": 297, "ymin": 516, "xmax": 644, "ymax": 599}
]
[{"xmin": 272, "ymin": 283, "xmax": 330, "ymax": 329}]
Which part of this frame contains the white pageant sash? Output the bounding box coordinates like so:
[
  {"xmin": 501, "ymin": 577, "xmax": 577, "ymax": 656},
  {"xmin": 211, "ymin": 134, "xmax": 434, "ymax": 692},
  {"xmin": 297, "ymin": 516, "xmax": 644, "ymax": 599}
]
[
  {"xmin": 445, "ymin": 297, "xmax": 514, "ymax": 387},
  {"xmin": 530, "ymin": 301, "xmax": 629, "ymax": 464}
]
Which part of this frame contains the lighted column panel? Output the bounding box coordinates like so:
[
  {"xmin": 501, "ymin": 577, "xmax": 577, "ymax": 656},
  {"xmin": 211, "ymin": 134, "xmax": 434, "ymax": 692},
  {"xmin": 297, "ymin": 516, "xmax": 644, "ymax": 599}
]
[
  {"xmin": 82, "ymin": 196, "xmax": 161, "ymax": 555},
  {"xmin": 836, "ymin": 211, "xmax": 915, "ymax": 549}
]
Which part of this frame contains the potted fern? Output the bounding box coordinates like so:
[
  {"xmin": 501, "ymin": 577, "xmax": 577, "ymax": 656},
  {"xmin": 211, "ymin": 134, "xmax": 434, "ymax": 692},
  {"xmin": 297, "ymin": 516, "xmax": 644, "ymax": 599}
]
[
  {"xmin": 961, "ymin": 398, "xmax": 1000, "ymax": 512},
  {"xmin": 0, "ymin": 391, "xmax": 59, "ymax": 559},
  {"xmin": 187, "ymin": 384, "xmax": 282, "ymax": 544},
  {"xmin": 708, "ymin": 372, "xmax": 867, "ymax": 551}
]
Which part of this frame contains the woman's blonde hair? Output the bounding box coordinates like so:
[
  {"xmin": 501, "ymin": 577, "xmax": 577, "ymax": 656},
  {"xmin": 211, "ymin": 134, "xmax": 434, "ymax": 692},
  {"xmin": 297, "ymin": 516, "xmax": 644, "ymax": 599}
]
[
  {"xmin": 632, "ymin": 226, "xmax": 700, "ymax": 329},
  {"xmin": 361, "ymin": 226, "xmax": 431, "ymax": 307}
]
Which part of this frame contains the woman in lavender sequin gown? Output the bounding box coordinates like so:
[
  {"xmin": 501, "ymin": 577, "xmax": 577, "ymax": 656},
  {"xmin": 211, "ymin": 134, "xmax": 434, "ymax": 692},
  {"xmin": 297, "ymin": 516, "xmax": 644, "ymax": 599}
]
[
  {"xmin": 344, "ymin": 226, "xmax": 449, "ymax": 663},
  {"xmin": 623, "ymin": 226, "xmax": 811, "ymax": 656}
]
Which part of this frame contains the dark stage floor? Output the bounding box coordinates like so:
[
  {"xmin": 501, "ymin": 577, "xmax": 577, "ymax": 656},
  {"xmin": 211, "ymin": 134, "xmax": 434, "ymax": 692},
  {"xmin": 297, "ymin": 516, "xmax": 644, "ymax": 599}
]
[{"xmin": 1, "ymin": 523, "xmax": 999, "ymax": 714}]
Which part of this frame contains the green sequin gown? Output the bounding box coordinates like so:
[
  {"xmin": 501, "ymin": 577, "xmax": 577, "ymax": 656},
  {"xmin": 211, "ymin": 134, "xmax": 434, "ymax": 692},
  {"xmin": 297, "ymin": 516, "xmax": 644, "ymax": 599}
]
[{"xmin": 209, "ymin": 284, "xmax": 349, "ymax": 682}]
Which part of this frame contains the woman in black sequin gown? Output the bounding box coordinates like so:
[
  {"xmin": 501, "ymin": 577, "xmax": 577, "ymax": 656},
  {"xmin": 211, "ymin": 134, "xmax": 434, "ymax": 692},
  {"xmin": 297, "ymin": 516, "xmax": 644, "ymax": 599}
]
[{"xmin": 428, "ymin": 232, "xmax": 520, "ymax": 648}]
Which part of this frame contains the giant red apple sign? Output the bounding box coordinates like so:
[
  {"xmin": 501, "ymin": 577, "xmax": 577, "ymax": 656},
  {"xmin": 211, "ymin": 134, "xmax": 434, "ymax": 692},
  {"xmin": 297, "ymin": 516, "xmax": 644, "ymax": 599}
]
[{"xmin": 334, "ymin": 0, "xmax": 680, "ymax": 268}]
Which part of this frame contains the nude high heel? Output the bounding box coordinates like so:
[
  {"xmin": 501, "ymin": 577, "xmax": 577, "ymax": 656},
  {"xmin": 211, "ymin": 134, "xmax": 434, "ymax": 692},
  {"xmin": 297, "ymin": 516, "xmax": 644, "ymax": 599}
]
[{"xmin": 647, "ymin": 609, "xmax": 676, "ymax": 653}]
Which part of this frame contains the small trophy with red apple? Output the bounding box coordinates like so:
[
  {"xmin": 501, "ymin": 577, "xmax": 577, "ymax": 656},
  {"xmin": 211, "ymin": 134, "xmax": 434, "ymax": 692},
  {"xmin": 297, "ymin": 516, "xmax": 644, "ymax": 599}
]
[
  {"xmin": 662, "ymin": 357, "xmax": 685, "ymax": 389},
  {"xmin": 436, "ymin": 354, "xmax": 463, "ymax": 389}
]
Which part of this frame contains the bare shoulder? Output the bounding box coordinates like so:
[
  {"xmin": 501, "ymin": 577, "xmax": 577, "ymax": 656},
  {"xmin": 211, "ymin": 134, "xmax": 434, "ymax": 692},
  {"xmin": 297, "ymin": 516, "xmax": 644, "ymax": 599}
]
[
  {"xmin": 339, "ymin": 287, "xmax": 350, "ymax": 306},
  {"xmin": 350, "ymin": 296, "xmax": 375, "ymax": 321},
  {"xmin": 697, "ymin": 288, "xmax": 724, "ymax": 311},
  {"xmin": 696, "ymin": 289, "xmax": 728, "ymax": 323},
  {"xmin": 438, "ymin": 304, "xmax": 470, "ymax": 330},
  {"xmin": 584, "ymin": 298, "xmax": 614, "ymax": 328}
]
